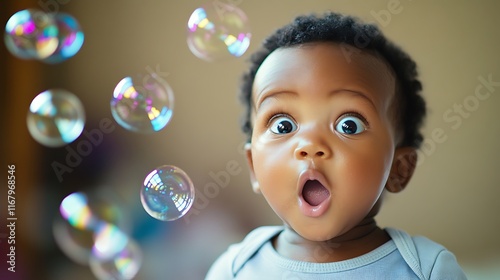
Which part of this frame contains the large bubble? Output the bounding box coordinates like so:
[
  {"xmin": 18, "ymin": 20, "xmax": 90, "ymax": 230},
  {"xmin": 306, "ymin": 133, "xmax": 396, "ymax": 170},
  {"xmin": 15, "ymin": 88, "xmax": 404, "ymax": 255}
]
[
  {"xmin": 140, "ymin": 165, "xmax": 195, "ymax": 221},
  {"xmin": 187, "ymin": 2, "xmax": 251, "ymax": 62},
  {"xmin": 4, "ymin": 9, "xmax": 59, "ymax": 59},
  {"xmin": 110, "ymin": 73, "xmax": 174, "ymax": 133},
  {"xmin": 27, "ymin": 89, "xmax": 85, "ymax": 147}
]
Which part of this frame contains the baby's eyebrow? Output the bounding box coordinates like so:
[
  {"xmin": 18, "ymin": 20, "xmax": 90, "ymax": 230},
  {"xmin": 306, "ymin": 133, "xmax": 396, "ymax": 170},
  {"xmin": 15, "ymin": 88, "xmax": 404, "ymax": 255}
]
[
  {"xmin": 254, "ymin": 90, "xmax": 298, "ymax": 111},
  {"xmin": 329, "ymin": 89, "xmax": 377, "ymax": 110}
]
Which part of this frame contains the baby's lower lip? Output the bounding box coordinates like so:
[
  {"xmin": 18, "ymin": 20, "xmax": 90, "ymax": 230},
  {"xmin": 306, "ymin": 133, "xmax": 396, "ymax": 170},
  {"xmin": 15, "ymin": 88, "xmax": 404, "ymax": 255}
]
[{"xmin": 298, "ymin": 195, "xmax": 330, "ymax": 217}]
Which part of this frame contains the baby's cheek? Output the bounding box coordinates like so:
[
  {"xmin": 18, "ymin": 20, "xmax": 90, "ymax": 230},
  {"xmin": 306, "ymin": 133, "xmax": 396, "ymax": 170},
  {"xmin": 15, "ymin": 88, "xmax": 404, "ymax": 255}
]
[{"xmin": 349, "ymin": 155, "xmax": 389, "ymax": 192}]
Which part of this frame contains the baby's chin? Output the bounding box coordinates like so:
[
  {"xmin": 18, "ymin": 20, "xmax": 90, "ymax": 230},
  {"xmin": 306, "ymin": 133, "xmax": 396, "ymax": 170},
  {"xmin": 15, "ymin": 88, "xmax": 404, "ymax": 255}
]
[{"xmin": 283, "ymin": 222, "xmax": 344, "ymax": 243}]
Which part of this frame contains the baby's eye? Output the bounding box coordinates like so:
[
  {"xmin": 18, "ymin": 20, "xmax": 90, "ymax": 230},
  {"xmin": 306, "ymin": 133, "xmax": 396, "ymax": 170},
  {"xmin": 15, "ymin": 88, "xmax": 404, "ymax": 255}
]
[
  {"xmin": 335, "ymin": 115, "xmax": 366, "ymax": 135},
  {"xmin": 269, "ymin": 115, "xmax": 297, "ymax": 134}
]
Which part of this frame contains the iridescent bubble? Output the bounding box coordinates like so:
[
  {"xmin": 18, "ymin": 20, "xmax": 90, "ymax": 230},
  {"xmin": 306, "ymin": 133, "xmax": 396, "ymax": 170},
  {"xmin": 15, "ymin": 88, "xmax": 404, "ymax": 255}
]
[
  {"xmin": 110, "ymin": 73, "xmax": 174, "ymax": 133},
  {"xmin": 53, "ymin": 191, "xmax": 128, "ymax": 265},
  {"xmin": 4, "ymin": 9, "xmax": 59, "ymax": 59},
  {"xmin": 141, "ymin": 165, "xmax": 195, "ymax": 221},
  {"xmin": 59, "ymin": 191, "xmax": 100, "ymax": 230},
  {"xmin": 27, "ymin": 89, "xmax": 85, "ymax": 147},
  {"xmin": 187, "ymin": 2, "xmax": 251, "ymax": 62},
  {"xmin": 92, "ymin": 222, "xmax": 130, "ymax": 260},
  {"xmin": 89, "ymin": 236, "xmax": 142, "ymax": 280},
  {"xmin": 42, "ymin": 12, "xmax": 84, "ymax": 64}
]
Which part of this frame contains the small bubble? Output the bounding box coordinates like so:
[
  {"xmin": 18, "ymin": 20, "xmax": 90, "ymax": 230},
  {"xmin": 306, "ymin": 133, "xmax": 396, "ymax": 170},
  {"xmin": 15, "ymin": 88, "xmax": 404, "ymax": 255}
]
[
  {"xmin": 53, "ymin": 191, "xmax": 128, "ymax": 265},
  {"xmin": 140, "ymin": 165, "xmax": 195, "ymax": 221},
  {"xmin": 187, "ymin": 3, "xmax": 251, "ymax": 62},
  {"xmin": 92, "ymin": 222, "xmax": 130, "ymax": 260},
  {"xmin": 89, "ymin": 237, "xmax": 142, "ymax": 280},
  {"xmin": 42, "ymin": 12, "xmax": 84, "ymax": 64},
  {"xmin": 4, "ymin": 9, "xmax": 59, "ymax": 59},
  {"xmin": 110, "ymin": 73, "xmax": 174, "ymax": 133},
  {"xmin": 27, "ymin": 89, "xmax": 85, "ymax": 147},
  {"xmin": 59, "ymin": 191, "xmax": 99, "ymax": 230}
]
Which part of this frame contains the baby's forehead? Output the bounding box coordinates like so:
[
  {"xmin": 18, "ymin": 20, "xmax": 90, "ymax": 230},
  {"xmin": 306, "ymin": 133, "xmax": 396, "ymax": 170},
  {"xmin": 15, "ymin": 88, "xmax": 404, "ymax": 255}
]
[{"xmin": 252, "ymin": 42, "xmax": 397, "ymax": 104}]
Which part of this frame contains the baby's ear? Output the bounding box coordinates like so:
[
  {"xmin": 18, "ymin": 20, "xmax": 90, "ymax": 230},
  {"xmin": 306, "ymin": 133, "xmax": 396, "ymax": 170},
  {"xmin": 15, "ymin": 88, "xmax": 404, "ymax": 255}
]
[
  {"xmin": 385, "ymin": 147, "xmax": 418, "ymax": 193},
  {"xmin": 244, "ymin": 143, "xmax": 261, "ymax": 194}
]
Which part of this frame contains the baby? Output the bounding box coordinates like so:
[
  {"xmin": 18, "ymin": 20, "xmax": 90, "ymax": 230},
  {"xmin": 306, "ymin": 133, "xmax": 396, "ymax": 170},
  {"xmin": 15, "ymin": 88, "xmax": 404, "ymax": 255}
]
[{"xmin": 206, "ymin": 11, "xmax": 467, "ymax": 279}]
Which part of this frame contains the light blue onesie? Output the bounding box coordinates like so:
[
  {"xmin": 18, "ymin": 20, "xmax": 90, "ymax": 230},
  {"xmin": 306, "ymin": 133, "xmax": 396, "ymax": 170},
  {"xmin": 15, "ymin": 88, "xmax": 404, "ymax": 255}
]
[{"xmin": 205, "ymin": 226, "xmax": 467, "ymax": 280}]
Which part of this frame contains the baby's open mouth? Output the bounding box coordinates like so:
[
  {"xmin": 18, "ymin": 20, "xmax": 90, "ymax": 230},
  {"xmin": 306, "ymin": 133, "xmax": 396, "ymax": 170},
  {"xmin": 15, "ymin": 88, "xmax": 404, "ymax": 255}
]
[{"xmin": 302, "ymin": 180, "xmax": 330, "ymax": 206}]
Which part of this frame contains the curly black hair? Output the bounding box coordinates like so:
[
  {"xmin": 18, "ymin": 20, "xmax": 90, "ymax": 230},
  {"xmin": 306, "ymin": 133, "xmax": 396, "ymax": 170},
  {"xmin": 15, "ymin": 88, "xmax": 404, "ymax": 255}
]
[{"xmin": 239, "ymin": 12, "xmax": 426, "ymax": 148}]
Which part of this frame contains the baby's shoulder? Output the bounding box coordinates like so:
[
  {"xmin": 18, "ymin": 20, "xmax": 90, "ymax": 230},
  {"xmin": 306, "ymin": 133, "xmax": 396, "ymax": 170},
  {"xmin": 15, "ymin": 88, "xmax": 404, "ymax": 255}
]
[
  {"xmin": 232, "ymin": 225, "xmax": 284, "ymax": 269},
  {"xmin": 386, "ymin": 227, "xmax": 467, "ymax": 280},
  {"xmin": 386, "ymin": 227, "xmax": 448, "ymax": 258},
  {"xmin": 205, "ymin": 226, "xmax": 283, "ymax": 280}
]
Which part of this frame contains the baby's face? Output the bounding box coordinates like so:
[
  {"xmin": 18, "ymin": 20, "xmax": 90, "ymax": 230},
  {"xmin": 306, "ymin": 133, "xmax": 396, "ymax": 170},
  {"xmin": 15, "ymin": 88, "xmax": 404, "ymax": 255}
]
[{"xmin": 246, "ymin": 43, "xmax": 398, "ymax": 241}]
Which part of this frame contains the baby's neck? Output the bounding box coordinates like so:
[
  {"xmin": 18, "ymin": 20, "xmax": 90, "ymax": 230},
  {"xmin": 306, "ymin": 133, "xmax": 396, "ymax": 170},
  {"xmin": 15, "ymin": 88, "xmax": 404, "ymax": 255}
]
[{"xmin": 272, "ymin": 219, "xmax": 390, "ymax": 263}]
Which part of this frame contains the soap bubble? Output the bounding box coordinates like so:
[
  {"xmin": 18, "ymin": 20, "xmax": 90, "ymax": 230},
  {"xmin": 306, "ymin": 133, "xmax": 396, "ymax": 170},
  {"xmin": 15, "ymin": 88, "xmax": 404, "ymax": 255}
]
[
  {"xmin": 92, "ymin": 222, "xmax": 130, "ymax": 260},
  {"xmin": 42, "ymin": 12, "xmax": 84, "ymax": 64},
  {"xmin": 53, "ymin": 191, "xmax": 128, "ymax": 265},
  {"xmin": 141, "ymin": 165, "xmax": 195, "ymax": 221},
  {"xmin": 111, "ymin": 73, "xmax": 174, "ymax": 133},
  {"xmin": 90, "ymin": 236, "xmax": 142, "ymax": 280},
  {"xmin": 59, "ymin": 191, "xmax": 100, "ymax": 231},
  {"xmin": 187, "ymin": 2, "xmax": 251, "ymax": 62},
  {"xmin": 4, "ymin": 9, "xmax": 59, "ymax": 59},
  {"xmin": 27, "ymin": 89, "xmax": 85, "ymax": 147}
]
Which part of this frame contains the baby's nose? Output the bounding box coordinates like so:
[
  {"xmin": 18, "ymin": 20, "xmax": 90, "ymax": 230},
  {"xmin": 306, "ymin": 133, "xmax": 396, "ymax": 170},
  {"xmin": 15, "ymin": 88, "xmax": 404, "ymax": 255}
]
[{"xmin": 294, "ymin": 141, "xmax": 331, "ymax": 160}]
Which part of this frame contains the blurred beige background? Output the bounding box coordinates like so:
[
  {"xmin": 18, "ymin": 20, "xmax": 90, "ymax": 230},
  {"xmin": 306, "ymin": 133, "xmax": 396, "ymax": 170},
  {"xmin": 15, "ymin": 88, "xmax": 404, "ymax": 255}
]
[{"xmin": 2, "ymin": 0, "xmax": 500, "ymax": 279}]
